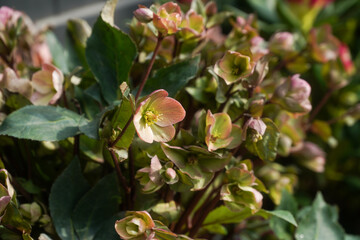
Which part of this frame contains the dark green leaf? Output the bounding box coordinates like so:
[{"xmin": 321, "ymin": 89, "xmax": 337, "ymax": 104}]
[
  {"xmin": 0, "ymin": 106, "xmax": 84, "ymax": 141},
  {"xmin": 49, "ymin": 157, "xmax": 90, "ymax": 240},
  {"xmin": 246, "ymin": 118, "xmax": 280, "ymax": 161},
  {"xmin": 203, "ymin": 206, "xmax": 252, "ymax": 226},
  {"xmin": 93, "ymin": 213, "xmax": 125, "ymax": 240},
  {"xmin": 295, "ymin": 192, "xmax": 345, "ymax": 240},
  {"xmin": 257, "ymin": 209, "xmax": 297, "ymax": 227},
  {"xmin": 142, "ymin": 56, "xmax": 200, "ymax": 97},
  {"xmin": 86, "ymin": 11, "xmax": 137, "ymax": 104},
  {"xmin": 1, "ymin": 202, "xmax": 31, "ymax": 233},
  {"xmin": 72, "ymin": 173, "xmax": 121, "ymax": 240}
]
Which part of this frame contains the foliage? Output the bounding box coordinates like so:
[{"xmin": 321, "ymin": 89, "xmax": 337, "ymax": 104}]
[{"xmin": 1, "ymin": 0, "xmax": 360, "ymax": 239}]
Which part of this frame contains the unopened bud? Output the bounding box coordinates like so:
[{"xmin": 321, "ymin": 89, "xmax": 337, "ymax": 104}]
[
  {"xmin": 269, "ymin": 32, "xmax": 294, "ymax": 54},
  {"xmin": 133, "ymin": 5, "xmax": 154, "ymax": 23}
]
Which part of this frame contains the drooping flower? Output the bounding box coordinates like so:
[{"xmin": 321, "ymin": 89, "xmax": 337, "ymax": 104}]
[
  {"xmin": 291, "ymin": 141, "xmax": 326, "ymax": 172},
  {"xmin": 214, "ymin": 50, "xmax": 255, "ymax": 85},
  {"xmin": 133, "ymin": 89, "xmax": 185, "ymax": 143},
  {"xmin": 272, "ymin": 74, "xmax": 312, "ymax": 114},
  {"xmin": 30, "ymin": 63, "xmax": 64, "ymax": 105},
  {"xmin": 115, "ymin": 211, "xmax": 155, "ymax": 240},
  {"xmin": 153, "ymin": 2, "xmax": 182, "ymax": 36},
  {"xmin": 242, "ymin": 117, "xmax": 267, "ymax": 142}
]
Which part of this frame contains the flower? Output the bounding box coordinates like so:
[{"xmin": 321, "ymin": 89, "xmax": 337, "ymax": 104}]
[
  {"xmin": 115, "ymin": 211, "xmax": 155, "ymax": 240},
  {"xmin": 31, "ymin": 41, "xmax": 52, "ymax": 68},
  {"xmin": 133, "ymin": 89, "xmax": 185, "ymax": 143},
  {"xmin": 292, "ymin": 141, "xmax": 326, "ymax": 172},
  {"xmin": 269, "ymin": 32, "xmax": 294, "ymax": 54},
  {"xmin": 179, "ymin": 10, "xmax": 205, "ymax": 41},
  {"xmin": 242, "ymin": 117, "xmax": 267, "ymax": 142},
  {"xmin": 153, "ymin": 2, "xmax": 182, "ymax": 36},
  {"xmin": 205, "ymin": 110, "xmax": 233, "ymax": 151},
  {"xmin": 214, "ymin": 50, "xmax": 255, "ymax": 85},
  {"xmin": 30, "ymin": 63, "xmax": 64, "ymax": 105},
  {"xmin": 0, "ymin": 68, "xmax": 32, "ymax": 98},
  {"xmin": 272, "ymin": 74, "xmax": 312, "ymax": 114},
  {"xmin": 309, "ymin": 25, "xmax": 340, "ymax": 63}
]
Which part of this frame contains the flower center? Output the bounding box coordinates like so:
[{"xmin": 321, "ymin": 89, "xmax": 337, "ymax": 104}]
[{"xmin": 144, "ymin": 110, "xmax": 161, "ymax": 126}]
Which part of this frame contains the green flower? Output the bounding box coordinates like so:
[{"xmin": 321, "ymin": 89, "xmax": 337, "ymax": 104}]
[
  {"xmin": 214, "ymin": 50, "xmax": 255, "ymax": 85},
  {"xmin": 153, "ymin": 2, "xmax": 182, "ymax": 36}
]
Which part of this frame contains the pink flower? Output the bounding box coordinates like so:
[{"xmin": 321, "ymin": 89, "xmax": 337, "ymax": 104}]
[
  {"xmin": 269, "ymin": 32, "xmax": 294, "ymax": 54},
  {"xmin": 153, "ymin": 2, "xmax": 182, "ymax": 36},
  {"xmin": 134, "ymin": 89, "xmax": 185, "ymax": 143},
  {"xmin": 30, "ymin": 63, "xmax": 64, "ymax": 105},
  {"xmin": 133, "ymin": 5, "xmax": 154, "ymax": 23}
]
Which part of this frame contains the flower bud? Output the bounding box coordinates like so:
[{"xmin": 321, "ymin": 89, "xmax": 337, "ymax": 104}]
[
  {"xmin": 269, "ymin": 32, "xmax": 294, "ymax": 54},
  {"xmin": 19, "ymin": 202, "xmax": 42, "ymax": 223},
  {"xmin": 205, "ymin": 1, "xmax": 218, "ymax": 16},
  {"xmin": 153, "ymin": 2, "xmax": 182, "ymax": 36},
  {"xmin": 133, "ymin": 5, "xmax": 154, "ymax": 23},
  {"xmin": 272, "ymin": 74, "xmax": 312, "ymax": 114},
  {"xmin": 115, "ymin": 211, "xmax": 155, "ymax": 240}
]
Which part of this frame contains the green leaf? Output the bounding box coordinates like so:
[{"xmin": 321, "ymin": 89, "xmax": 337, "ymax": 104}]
[
  {"xmin": 246, "ymin": 0, "xmax": 278, "ymax": 23},
  {"xmin": 1, "ymin": 202, "xmax": 32, "ymax": 233},
  {"xmin": 49, "ymin": 157, "xmax": 90, "ymax": 240},
  {"xmin": 0, "ymin": 106, "xmax": 85, "ymax": 141},
  {"xmin": 203, "ymin": 224, "xmax": 228, "ymax": 235},
  {"xmin": 270, "ymin": 189, "xmax": 298, "ymax": 240},
  {"xmin": 86, "ymin": 2, "xmax": 137, "ymax": 104},
  {"xmin": 72, "ymin": 173, "xmax": 121, "ymax": 240},
  {"xmin": 295, "ymin": 192, "xmax": 345, "ymax": 240},
  {"xmin": 93, "ymin": 213, "xmax": 125, "ymax": 240},
  {"xmin": 203, "ymin": 206, "xmax": 253, "ymax": 226},
  {"xmin": 245, "ymin": 118, "xmax": 280, "ymax": 161},
  {"xmin": 46, "ymin": 31, "xmax": 72, "ymax": 74},
  {"xmin": 112, "ymin": 99, "xmax": 135, "ymax": 150},
  {"xmin": 142, "ymin": 56, "xmax": 200, "ymax": 97},
  {"xmin": 257, "ymin": 209, "xmax": 297, "ymax": 227}
]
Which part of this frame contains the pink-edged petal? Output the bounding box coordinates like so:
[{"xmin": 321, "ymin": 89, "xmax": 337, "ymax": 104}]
[
  {"xmin": 147, "ymin": 89, "xmax": 168, "ymax": 104},
  {"xmin": 151, "ymin": 124, "xmax": 175, "ymax": 142},
  {"xmin": 150, "ymin": 97, "xmax": 185, "ymax": 126},
  {"xmin": 134, "ymin": 115, "xmax": 154, "ymax": 143},
  {"xmin": 31, "ymin": 71, "xmax": 52, "ymax": 94},
  {"xmin": 30, "ymin": 92, "xmax": 53, "ymax": 106},
  {"xmin": 212, "ymin": 113, "xmax": 232, "ymax": 139},
  {"xmin": 208, "ymin": 137, "xmax": 233, "ymax": 151}
]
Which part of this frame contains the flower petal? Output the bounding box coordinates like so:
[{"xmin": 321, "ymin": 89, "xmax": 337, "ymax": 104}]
[
  {"xmin": 134, "ymin": 114, "xmax": 154, "ymax": 143},
  {"xmin": 151, "ymin": 124, "xmax": 175, "ymax": 142},
  {"xmin": 150, "ymin": 97, "xmax": 185, "ymax": 126}
]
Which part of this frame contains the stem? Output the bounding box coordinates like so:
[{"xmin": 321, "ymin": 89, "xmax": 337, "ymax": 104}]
[
  {"xmin": 218, "ymin": 84, "xmax": 234, "ymax": 112},
  {"xmin": 110, "ymin": 115, "xmax": 133, "ymax": 148},
  {"xmin": 173, "ymin": 188, "xmax": 207, "ymax": 233},
  {"xmin": 188, "ymin": 193, "xmax": 221, "ymax": 237},
  {"xmin": 308, "ymin": 88, "xmax": 335, "ymax": 124},
  {"xmin": 109, "ymin": 149, "xmax": 131, "ymax": 209},
  {"xmin": 135, "ymin": 35, "xmax": 164, "ymax": 101},
  {"xmin": 128, "ymin": 146, "xmax": 136, "ymax": 203}
]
